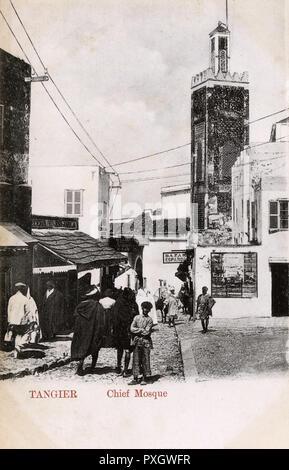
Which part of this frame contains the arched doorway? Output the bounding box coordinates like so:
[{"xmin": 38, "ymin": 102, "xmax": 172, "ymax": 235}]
[{"xmin": 134, "ymin": 257, "xmax": 143, "ymax": 290}]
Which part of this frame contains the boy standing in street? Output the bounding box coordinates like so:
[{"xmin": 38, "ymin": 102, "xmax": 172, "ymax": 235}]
[
  {"xmin": 129, "ymin": 301, "xmax": 154, "ymax": 386},
  {"xmin": 196, "ymin": 286, "xmax": 216, "ymax": 333}
]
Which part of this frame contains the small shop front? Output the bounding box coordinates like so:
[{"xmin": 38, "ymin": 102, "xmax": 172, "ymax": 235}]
[
  {"xmin": 32, "ymin": 229, "xmax": 127, "ymax": 329},
  {"xmin": 0, "ymin": 223, "xmax": 37, "ymax": 346}
]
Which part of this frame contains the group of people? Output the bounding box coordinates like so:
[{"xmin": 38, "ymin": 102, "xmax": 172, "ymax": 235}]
[
  {"xmin": 5, "ymin": 280, "xmax": 65, "ymax": 357},
  {"xmin": 157, "ymin": 284, "xmax": 216, "ymax": 333},
  {"xmin": 5, "ymin": 279, "xmax": 215, "ymax": 379},
  {"xmin": 71, "ymin": 286, "xmax": 156, "ymax": 385},
  {"xmin": 155, "ymin": 286, "xmax": 179, "ymax": 327}
]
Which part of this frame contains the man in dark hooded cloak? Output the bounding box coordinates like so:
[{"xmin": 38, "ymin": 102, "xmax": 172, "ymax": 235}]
[{"xmin": 71, "ymin": 285, "xmax": 106, "ymax": 375}]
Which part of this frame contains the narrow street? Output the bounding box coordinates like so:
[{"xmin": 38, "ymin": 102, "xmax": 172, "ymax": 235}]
[
  {"xmin": 176, "ymin": 315, "xmax": 289, "ymax": 381},
  {"xmin": 8, "ymin": 320, "xmax": 184, "ymax": 384}
]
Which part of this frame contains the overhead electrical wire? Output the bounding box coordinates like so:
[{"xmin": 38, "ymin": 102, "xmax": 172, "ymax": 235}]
[
  {"xmin": 122, "ymin": 172, "xmax": 191, "ymax": 183},
  {"xmin": 122, "ymin": 138, "xmax": 289, "ymax": 184},
  {"xmin": 119, "ymin": 161, "xmax": 191, "ymax": 175},
  {"xmin": 2, "ymin": 3, "xmax": 121, "ymax": 185},
  {"xmin": 4, "ymin": 2, "xmax": 289, "ymax": 185},
  {"xmin": 9, "ymin": 0, "xmax": 121, "ymax": 184},
  {"xmin": 0, "ymin": 7, "xmax": 107, "ymax": 169},
  {"xmin": 108, "ymin": 111, "xmax": 289, "ymax": 169},
  {"xmin": 108, "ymin": 143, "xmax": 191, "ymax": 168}
]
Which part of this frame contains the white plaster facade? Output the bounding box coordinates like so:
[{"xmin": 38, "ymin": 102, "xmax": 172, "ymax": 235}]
[
  {"xmin": 30, "ymin": 164, "xmax": 110, "ymax": 239},
  {"xmin": 215, "ymin": 138, "xmax": 289, "ymax": 317},
  {"xmin": 142, "ymin": 236, "xmax": 188, "ymax": 296},
  {"xmin": 194, "ymin": 244, "xmax": 263, "ymax": 317},
  {"xmin": 161, "ymin": 184, "xmax": 191, "ymax": 219}
]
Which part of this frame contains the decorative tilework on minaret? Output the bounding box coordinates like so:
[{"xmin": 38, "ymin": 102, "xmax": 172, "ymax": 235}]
[{"xmin": 191, "ymin": 22, "xmax": 249, "ymax": 231}]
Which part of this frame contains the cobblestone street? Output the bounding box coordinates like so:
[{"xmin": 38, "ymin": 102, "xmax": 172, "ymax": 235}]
[
  {"xmin": 176, "ymin": 315, "xmax": 289, "ymax": 380},
  {"xmin": 7, "ymin": 320, "xmax": 184, "ymax": 384}
]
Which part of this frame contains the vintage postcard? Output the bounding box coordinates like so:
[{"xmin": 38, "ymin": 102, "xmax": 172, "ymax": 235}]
[{"xmin": 0, "ymin": 0, "xmax": 288, "ymax": 450}]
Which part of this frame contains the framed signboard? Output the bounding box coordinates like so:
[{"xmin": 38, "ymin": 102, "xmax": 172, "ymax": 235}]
[
  {"xmin": 163, "ymin": 251, "xmax": 187, "ymax": 264},
  {"xmin": 211, "ymin": 252, "xmax": 257, "ymax": 298}
]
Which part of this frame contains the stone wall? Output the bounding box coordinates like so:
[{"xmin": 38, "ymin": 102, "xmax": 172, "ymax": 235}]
[
  {"xmin": 0, "ymin": 49, "xmax": 31, "ymax": 233},
  {"xmin": 0, "ymin": 49, "xmax": 31, "ymax": 184}
]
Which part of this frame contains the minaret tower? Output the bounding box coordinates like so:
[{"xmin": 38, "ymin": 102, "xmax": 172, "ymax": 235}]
[
  {"xmin": 210, "ymin": 21, "xmax": 230, "ymax": 74},
  {"xmin": 191, "ymin": 17, "xmax": 249, "ymax": 231}
]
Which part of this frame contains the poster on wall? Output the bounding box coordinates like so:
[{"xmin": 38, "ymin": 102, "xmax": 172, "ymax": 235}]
[
  {"xmin": 211, "ymin": 252, "xmax": 257, "ymax": 298},
  {"xmin": 223, "ymin": 253, "xmax": 244, "ymax": 281}
]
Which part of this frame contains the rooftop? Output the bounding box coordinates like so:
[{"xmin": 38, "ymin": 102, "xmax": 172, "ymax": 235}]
[
  {"xmin": 161, "ymin": 183, "xmax": 191, "ymax": 195},
  {"xmin": 191, "ymin": 67, "xmax": 249, "ymax": 89},
  {"xmin": 0, "ymin": 223, "xmax": 37, "ymax": 248},
  {"xmin": 209, "ymin": 21, "xmax": 230, "ymax": 36},
  {"xmin": 33, "ymin": 230, "xmax": 127, "ymax": 271}
]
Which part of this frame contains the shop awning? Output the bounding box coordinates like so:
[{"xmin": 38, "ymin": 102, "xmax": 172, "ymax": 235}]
[
  {"xmin": 0, "ymin": 223, "xmax": 37, "ymax": 250},
  {"xmin": 269, "ymin": 257, "xmax": 289, "ymax": 264},
  {"xmin": 33, "ymin": 230, "xmax": 127, "ymax": 272}
]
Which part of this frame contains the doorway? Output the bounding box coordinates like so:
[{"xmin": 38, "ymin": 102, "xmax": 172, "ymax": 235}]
[
  {"xmin": 134, "ymin": 257, "xmax": 143, "ymax": 290},
  {"xmin": 271, "ymin": 263, "xmax": 289, "ymax": 316}
]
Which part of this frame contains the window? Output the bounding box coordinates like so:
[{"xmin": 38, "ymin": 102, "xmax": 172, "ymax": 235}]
[
  {"xmin": 0, "ymin": 105, "xmax": 4, "ymax": 149},
  {"xmin": 269, "ymin": 200, "xmax": 288, "ymax": 231},
  {"xmin": 280, "ymin": 201, "xmax": 288, "ymax": 229},
  {"xmin": 219, "ymin": 37, "xmax": 228, "ymax": 73},
  {"xmin": 251, "ymin": 201, "xmax": 256, "ymax": 229},
  {"xmin": 65, "ymin": 190, "xmax": 83, "ymax": 216},
  {"xmin": 211, "ymin": 38, "xmax": 215, "ymax": 70},
  {"xmin": 196, "ymin": 141, "xmax": 204, "ymax": 181},
  {"xmin": 211, "ymin": 252, "xmax": 257, "ymax": 298}
]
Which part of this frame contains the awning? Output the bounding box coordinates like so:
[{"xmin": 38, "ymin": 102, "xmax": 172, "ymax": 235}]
[
  {"xmin": 33, "ymin": 265, "xmax": 76, "ymax": 274},
  {"xmin": 0, "ymin": 223, "xmax": 37, "ymax": 250},
  {"xmin": 33, "ymin": 230, "xmax": 127, "ymax": 272},
  {"xmin": 269, "ymin": 257, "xmax": 289, "ymax": 264}
]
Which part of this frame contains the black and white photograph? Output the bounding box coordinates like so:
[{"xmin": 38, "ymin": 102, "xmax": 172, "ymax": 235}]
[{"xmin": 0, "ymin": 0, "xmax": 288, "ymax": 450}]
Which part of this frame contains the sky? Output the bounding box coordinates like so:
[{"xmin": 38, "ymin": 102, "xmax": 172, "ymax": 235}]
[{"xmin": 0, "ymin": 0, "xmax": 288, "ymax": 211}]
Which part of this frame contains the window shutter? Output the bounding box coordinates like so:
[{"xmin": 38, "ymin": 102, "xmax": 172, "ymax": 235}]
[
  {"xmin": 279, "ymin": 201, "xmax": 288, "ymax": 229},
  {"xmin": 269, "ymin": 201, "xmax": 278, "ymax": 229}
]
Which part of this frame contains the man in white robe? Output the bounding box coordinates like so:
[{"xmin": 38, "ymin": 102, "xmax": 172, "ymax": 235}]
[
  {"xmin": 7, "ymin": 283, "xmax": 29, "ymax": 326},
  {"xmin": 6, "ymin": 283, "xmax": 40, "ymax": 357}
]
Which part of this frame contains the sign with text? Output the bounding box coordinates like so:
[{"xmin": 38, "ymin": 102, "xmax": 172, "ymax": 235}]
[
  {"xmin": 163, "ymin": 251, "xmax": 187, "ymax": 264},
  {"xmin": 32, "ymin": 215, "xmax": 78, "ymax": 230}
]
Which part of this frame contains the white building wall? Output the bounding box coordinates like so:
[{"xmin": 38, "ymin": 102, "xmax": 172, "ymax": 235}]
[
  {"xmin": 161, "ymin": 186, "xmax": 191, "ymax": 219},
  {"xmin": 258, "ymin": 185, "xmax": 289, "ymax": 258},
  {"xmin": 30, "ymin": 165, "xmax": 109, "ymax": 238},
  {"xmin": 142, "ymin": 238, "xmax": 187, "ymax": 296},
  {"xmin": 195, "ymin": 245, "xmax": 266, "ymax": 317},
  {"xmin": 232, "ymin": 149, "xmax": 253, "ymax": 244}
]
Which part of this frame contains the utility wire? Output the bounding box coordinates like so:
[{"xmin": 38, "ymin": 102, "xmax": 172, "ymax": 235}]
[
  {"xmin": 109, "ymin": 187, "xmax": 119, "ymax": 216},
  {"xmin": 122, "ymin": 140, "xmax": 289, "ymax": 184},
  {"xmin": 0, "ymin": 9, "xmax": 34, "ymax": 71},
  {"xmin": 122, "ymin": 172, "xmax": 191, "ymax": 183},
  {"xmin": 108, "ymin": 143, "xmax": 191, "ymax": 168},
  {"xmin": 40, "ymin": 82, "xmax": 106, "ymax": 168},
  {"xmin": 118, "ymin": 133, "xmax": 289, "ymax": 177},
  {"xmin": 108, "ymin": 110, "xmax": 289, "ymax": 169},
  {"xmin": 246, "ymin": 108, "xmax": 289, "ymax": 126},
  {"xmin": 5, "ymin": 2, "xmax": 289, "ymax": 180},
  {"xmin": 9, "ymin": 0, "xmax": 46, "ymax": 69},
  {"xmin": 119, "ymin": 161, "xmax": 190, "ymax": 175},
  {"xmin": 0, "ymin": 7, "xmax": 105, "ymax": 169},
  {"xmin": 9, "ymin": 0, "xmax": 120, "ymax": 184},
  {"xmin": 6, "ymin": 2, "xmax": 119, "ymax": 179}
]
